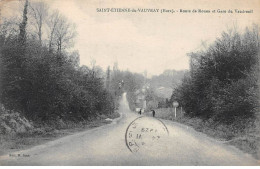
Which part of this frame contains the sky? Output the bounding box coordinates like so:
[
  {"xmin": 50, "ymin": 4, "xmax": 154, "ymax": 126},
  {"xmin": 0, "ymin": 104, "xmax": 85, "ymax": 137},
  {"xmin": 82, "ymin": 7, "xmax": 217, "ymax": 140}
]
[{"xmin": 1, "ymin": 0, "xmax": 260, "ymax": 76}]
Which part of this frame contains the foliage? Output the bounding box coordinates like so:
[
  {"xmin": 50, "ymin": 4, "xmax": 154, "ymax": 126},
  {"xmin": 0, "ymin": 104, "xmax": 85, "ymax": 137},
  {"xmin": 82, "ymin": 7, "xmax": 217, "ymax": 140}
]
[
  {"xmin": 171, "ymin": 25, "xmax": 260, "ymax": 128},
  {"xmin": 0, "ymin": 1, "xmax": 114, "ymax": 123},
  {"xmin": 149, "ymin": 69, "xmax": 187, "ymax": 89},
  {"xmin": 109, "ymin": 67, "xmax": 145, "ymax": 111},
  {"xmin": 0, "ymin": 104, "xmax": 33, "ymax": 135}
]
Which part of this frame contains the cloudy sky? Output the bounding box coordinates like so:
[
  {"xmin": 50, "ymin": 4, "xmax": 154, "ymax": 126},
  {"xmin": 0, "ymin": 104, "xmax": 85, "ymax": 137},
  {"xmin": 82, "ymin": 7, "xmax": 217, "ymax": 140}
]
[{"xmin": 1, "ymin": 0, "xmax": 260, "ymax": 76}]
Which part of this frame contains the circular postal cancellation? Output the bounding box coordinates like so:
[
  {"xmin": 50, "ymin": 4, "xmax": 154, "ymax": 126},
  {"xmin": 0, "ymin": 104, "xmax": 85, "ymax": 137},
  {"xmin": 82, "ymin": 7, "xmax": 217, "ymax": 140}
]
[{"xmin": 125, "ymin": 116, "xmax": 169, "ymax": 153}]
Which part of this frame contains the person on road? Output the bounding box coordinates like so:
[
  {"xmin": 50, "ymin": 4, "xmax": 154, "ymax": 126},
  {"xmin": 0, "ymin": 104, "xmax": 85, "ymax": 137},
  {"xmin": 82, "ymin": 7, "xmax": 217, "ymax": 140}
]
[
  {"xmin": 139, "ymin": 109, "xmax": 142, "ymax": 115},
  {"xmin": 152, "ymin": 110, "xmax": 155, "ymax": 117}
]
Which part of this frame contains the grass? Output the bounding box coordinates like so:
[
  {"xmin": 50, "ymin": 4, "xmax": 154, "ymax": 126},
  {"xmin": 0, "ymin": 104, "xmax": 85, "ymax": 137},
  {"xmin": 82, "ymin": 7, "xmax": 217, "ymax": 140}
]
[
  {"xmin": 0, "ymin": 111, "xmax": 120, "ymax": 156},
  {"xmin": 144, "ymin": 108, "xmax": 260, "ymax": 160}
]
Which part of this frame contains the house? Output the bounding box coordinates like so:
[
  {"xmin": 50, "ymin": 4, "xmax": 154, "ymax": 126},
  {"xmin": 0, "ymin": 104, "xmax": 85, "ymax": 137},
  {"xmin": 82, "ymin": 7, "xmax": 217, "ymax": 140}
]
[{"xmin": 134, "ymin": 89, "xmax": 147, "ymax": 112}]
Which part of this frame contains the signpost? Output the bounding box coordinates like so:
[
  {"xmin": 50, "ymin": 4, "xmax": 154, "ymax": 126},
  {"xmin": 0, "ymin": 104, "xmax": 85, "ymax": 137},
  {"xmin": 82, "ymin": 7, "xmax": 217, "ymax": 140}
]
[{"xmin": 172, "ymin": 101, "xmax": 179, "ymax": 120}]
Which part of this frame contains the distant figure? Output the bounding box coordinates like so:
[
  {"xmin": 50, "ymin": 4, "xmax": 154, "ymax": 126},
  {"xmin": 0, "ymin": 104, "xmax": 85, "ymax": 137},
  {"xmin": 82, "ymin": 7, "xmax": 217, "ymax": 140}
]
[
  {"xmin": 152, "ymin": 110, "xmax": 155, "ymax": 117},
  {"xmin": 139, "ymin": 109, "xmax": 142, "ymax": 115}
]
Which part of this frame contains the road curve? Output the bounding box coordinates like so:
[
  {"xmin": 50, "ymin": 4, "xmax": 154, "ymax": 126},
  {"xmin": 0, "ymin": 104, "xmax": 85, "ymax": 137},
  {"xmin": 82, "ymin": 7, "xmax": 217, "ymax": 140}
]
[{"xmin": 0, "ymin": 93, "xmax": 259, "ymax": 165}]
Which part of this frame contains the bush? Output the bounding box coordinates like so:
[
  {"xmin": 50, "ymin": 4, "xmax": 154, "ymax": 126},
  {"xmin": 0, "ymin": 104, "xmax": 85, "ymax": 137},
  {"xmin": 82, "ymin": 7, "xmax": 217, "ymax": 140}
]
[
  {"xmin": 0, "ymin": 104, "xmax": 33, "ymax": 135},
  {"xmin": 171, "ymin": 25, "xmax": 260, "ymax": 133}
]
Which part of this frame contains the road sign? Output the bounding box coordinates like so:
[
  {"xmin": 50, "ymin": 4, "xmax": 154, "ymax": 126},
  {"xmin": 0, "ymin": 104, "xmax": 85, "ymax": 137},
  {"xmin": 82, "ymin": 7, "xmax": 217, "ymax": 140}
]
[
  {"xmin": 173, "ymin": 101, "xmax": 179, "ymax": 107},
  {"xmin": 172, "ymin": 101, "xmax": 179, "ymax": 120}
]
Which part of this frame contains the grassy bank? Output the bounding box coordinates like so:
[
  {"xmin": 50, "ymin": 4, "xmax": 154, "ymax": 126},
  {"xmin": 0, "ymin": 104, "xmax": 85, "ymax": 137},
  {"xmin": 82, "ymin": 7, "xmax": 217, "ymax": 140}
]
[
  {"xmin": 143, "ymin": 108, "xmax": 260, "ymax": 160},
  {"xmin": 0, "ymin": 112, "xmax": 120, "ymax": 156}
]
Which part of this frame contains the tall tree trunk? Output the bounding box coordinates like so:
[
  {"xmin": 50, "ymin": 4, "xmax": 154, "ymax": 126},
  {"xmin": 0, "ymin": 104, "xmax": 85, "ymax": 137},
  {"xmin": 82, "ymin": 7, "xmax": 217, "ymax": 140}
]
[
  {"xmin": 19, "ymin": 0, "xmax": 28, "ymax": 47},
  {"xmin": 38, "ymin": 21, "xmax": 42, "ymax": 45},
  {"xmin": 18, "ymin": 0, "xmax": 29, "ymax": 116}
]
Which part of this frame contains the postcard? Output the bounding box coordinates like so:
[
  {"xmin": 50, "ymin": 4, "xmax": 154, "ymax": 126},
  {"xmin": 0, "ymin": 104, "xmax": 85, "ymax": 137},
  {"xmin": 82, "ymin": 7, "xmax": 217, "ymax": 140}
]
[{"xmin": 0, "ymin": 0, "xmax": 259, "ymax": 166}]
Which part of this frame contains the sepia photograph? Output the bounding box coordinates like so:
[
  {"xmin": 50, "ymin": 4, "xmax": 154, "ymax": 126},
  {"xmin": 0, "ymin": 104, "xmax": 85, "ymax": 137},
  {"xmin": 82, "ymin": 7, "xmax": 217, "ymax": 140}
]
[{"xmin": 0, "ymin": 0, "xmax": 259, "ymax": 166}]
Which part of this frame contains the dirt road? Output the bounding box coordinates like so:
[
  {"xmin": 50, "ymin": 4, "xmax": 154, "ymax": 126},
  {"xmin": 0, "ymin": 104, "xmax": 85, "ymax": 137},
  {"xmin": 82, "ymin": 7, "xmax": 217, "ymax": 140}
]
[{"xmin": 0, "ymin": 93, "xmax": 258, "ymax": 165}]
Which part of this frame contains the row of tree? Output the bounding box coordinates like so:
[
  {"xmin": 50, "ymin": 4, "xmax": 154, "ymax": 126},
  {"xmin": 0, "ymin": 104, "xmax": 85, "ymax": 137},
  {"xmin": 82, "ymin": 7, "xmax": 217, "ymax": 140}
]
[
  {"xmin": 171, "ymin": 25, "xmax": 259, "ymax": 129},
  {"xmin": 105, "ymin": 64, "xmax": 146, "ymax": 111},
  {"xmin": 0, "ymin": 0, "xmax": 114, "ymax": 123},
  {"xmin": 149, "ymin": 69, "xmax": 187, "ymax": 89}
]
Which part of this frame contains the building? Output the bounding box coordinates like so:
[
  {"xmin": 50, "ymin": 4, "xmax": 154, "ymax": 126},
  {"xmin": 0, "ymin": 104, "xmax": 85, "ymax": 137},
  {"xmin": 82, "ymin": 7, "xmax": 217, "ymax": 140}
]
[{"xmin": 134, "ymin": 89, "xmax": 146, "ymax": 112}]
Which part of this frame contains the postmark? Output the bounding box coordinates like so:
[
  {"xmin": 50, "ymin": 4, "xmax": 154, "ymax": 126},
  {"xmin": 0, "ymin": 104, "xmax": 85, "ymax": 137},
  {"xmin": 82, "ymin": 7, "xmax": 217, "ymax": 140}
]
[{"xmin": 125, "ymin": 116, "xmax": 169, "ymax": 153}]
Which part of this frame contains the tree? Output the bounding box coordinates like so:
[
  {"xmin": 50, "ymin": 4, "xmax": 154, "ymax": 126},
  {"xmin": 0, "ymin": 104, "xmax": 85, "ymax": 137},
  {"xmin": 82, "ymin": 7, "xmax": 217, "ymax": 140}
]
[
  {"xmin": 46, "ymin": 9, "xmax": 76, "ymax": 53},
  {"xmin": 172, "ymin": 25, "xmax": 259, "ymax": 127},
  {"xmin": 18, "ymin": 0, "xmax": 28, "ymax": 47},
  {"xmin": 0, "ymin": 0, "xmax": 115, "ymax": 125},
  {"xmin": 53, "ymin": 15, "xmax": 76, "ymax": 54},
  {"xmin": 28, "ymin": 0, "xmax": 49, "ymax": 45},
  {"xmin": 0, "ymin": 0, "xmax": 29, "ymax": 115},
  {"xmin": 46, "ymin": 10, "xmax": 60, "ymax": 51},
  {"xmin": 105, "ymin": 66, "xmax": 111, "ymax": 90}
]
